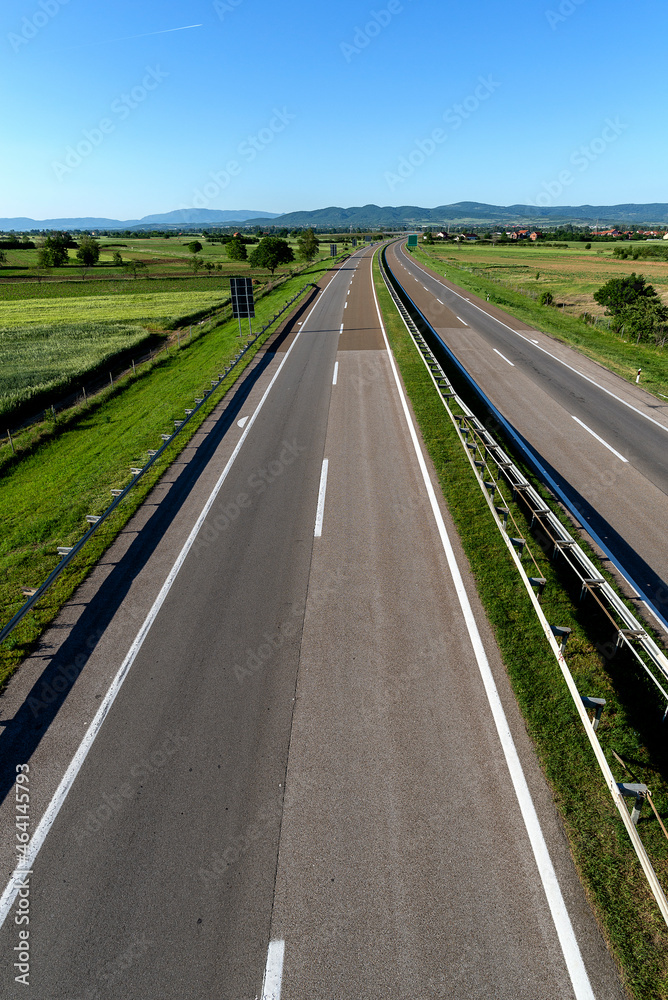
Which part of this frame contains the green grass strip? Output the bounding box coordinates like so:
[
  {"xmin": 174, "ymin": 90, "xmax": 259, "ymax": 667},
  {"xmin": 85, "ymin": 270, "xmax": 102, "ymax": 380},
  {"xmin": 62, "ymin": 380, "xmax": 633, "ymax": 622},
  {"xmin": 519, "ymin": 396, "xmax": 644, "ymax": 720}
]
[{"xmin": 373, "ymin": 253, "xmax": 668, "ymax": 999}]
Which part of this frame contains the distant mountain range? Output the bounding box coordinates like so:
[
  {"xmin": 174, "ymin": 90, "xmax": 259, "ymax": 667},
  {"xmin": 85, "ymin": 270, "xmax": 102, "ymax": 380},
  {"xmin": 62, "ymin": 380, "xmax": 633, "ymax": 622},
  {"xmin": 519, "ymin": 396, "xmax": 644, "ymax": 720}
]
[
  {"xmin": 0, "ymin": 209, "xmax": 280, "ymax": 231},
  {"xmin": 2, "ymin": 202, "xmax": 668, "ymax": 231},
  {"xmin": 240, "ymin": 202, "xmax": 668, "ymax": 228}
]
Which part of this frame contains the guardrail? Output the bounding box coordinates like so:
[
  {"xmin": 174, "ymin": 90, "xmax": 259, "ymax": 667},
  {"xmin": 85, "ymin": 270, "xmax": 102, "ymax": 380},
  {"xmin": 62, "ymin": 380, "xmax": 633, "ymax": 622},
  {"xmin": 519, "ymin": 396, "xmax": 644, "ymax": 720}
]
[
  {"xmin": 0, "ymin": 281, "xmax": 318, "ymax": 646},
  {"xmin": 378, "ymin": 245, "xmax": 668, "ymax": 926}
]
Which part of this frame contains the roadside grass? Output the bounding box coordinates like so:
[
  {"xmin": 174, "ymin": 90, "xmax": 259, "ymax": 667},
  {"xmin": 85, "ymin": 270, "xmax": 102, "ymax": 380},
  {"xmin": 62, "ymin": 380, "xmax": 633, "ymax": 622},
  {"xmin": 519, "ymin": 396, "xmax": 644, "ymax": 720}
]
[
  {"xmin": 411, "ymin": 245, "xmax": 668, "ymax": 399},
  {"xmin": 0, "ymin": 258, "xmax": 331, "ymax": 689},
  {"xmin": 373, "ymin": 253, "xmax": 668, "ymax": 999}
]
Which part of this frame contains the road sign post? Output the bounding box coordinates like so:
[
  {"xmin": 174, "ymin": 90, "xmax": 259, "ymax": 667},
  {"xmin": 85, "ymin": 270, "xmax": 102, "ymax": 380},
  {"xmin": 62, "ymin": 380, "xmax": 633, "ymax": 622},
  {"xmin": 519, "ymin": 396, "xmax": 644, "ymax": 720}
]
[{"xmin": 230, "ymin": 277, "xmax": 255, "ymax": 340}]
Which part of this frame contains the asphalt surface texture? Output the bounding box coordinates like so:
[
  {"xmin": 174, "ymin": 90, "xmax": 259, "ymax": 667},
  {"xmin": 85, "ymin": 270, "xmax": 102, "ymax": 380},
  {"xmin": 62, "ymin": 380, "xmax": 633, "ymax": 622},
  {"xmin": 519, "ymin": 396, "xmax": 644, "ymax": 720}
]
[
  {"xmin": 385, "ymin": 240, "xmax": 668, "ymax": 633},
  {"xmin": 0, "ymin": 246, "xmax": 627, "ymax": 998}
]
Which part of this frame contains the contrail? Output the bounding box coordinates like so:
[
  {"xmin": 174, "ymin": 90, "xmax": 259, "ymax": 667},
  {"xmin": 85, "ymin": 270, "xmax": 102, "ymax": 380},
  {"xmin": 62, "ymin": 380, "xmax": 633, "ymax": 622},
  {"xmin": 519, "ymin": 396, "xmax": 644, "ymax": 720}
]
[
  {"xmin": 63, "ymin": 24, "xmax": 204, "ymax": 49},
  {"xmin": 103, "ymin": 24, "xmax": 203, "ymax": 44}
]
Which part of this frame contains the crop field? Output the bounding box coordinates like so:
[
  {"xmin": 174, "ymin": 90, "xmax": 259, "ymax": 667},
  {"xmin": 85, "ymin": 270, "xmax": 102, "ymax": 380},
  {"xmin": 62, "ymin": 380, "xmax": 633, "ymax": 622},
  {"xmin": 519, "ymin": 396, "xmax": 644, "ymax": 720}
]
[
  {"xmin": 0, "ymin": 322, "xmax": 151, "ymax": 418},
  {"xmin": 0, "ymin": 288, "xmax": 230, "ymax": 328},
  {"xmin": 424, "ymin": 241, "xmax": 668, "ymax": 315},
  {"xmin": 0, "ymin": 274, "xmax": 233, "ymax": 301}
]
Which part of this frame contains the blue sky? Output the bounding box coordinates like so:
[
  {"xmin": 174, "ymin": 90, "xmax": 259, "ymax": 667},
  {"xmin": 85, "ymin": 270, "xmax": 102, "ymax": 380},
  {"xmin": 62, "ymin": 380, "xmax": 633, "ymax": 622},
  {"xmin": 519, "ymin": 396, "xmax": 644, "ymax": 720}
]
[{"xmin": 1, "ymin": 0, "xmax": 666, "ymax": 220}]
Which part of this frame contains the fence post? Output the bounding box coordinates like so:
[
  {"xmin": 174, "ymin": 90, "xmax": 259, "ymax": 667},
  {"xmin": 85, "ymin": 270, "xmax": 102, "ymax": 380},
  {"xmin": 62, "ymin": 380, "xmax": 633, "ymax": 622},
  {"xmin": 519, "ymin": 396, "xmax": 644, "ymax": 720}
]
[
  {"xmin": 109, "ymin": 372, "xmax": 113, "ymax": 386},
  {"xmin": 7, "ymin": 429, "xmax": 15, "ymax": 454}
]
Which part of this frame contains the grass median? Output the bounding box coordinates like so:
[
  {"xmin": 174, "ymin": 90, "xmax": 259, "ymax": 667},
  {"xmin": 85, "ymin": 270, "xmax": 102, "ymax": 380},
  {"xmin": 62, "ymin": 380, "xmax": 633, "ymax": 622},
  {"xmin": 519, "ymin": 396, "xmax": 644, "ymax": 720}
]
[
  {"xmin": 0, "ymin": 258, "xmax": 332, "ymax": 689},
  {"xmin": 373, "ymin": 251, "xmax": 668, "ymax": 1000}
]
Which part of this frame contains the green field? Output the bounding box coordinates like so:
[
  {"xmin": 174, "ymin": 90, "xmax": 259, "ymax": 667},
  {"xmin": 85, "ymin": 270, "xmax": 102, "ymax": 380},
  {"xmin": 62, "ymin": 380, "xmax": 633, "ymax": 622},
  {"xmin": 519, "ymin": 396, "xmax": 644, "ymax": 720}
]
[
  {"xmin": 0, "ymin": 289, "xmax": 230, "ymax": 327},
  {"xmin": 0, "ymin": 322, "xmax": 152, "ymax": 418},
  {"xmin": 418, "ymin": 240, "xmax": 668, "ymax": 315},
  {"xmin": 0, "ymin": 274, "xmax": 237, "ymax": 301},
  {"xmin": 0, "ymin": 234, "xmax": 339, "ymax": 284}
]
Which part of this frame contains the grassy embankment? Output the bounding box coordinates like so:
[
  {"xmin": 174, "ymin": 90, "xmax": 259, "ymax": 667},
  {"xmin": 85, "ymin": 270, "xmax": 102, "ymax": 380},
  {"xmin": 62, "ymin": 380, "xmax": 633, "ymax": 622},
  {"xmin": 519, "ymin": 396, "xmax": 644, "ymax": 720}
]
[
  {"xmin": 373, "ymin": 252, "xmax": 668, "ymax": 999},
  {"xmin": 0, "ymin": 256, "xmax": 334, "ymax": 688},
  {"xmin": 410, "ymin": 242, "xmax": 668, "ymax": 399}
]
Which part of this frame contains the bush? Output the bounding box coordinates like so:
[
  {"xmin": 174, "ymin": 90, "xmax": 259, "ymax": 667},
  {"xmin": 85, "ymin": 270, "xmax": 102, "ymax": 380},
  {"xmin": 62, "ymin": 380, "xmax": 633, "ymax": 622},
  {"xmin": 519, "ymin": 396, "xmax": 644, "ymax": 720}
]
[{"xmin": 539, "ymin": 290, "xmax": 554, "ymax": 306}]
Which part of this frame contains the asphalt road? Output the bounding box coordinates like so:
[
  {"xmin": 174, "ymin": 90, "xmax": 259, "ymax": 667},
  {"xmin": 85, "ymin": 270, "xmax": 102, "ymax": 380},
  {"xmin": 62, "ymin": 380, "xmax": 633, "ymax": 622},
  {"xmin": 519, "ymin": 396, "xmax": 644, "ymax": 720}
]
[
  {"xmin": 385, "ymin": 240, "xmax": 668, "ymax": 630},
  {"xmin": 0, "ymin": 247, "xmax": 626, "ymax": 998}
]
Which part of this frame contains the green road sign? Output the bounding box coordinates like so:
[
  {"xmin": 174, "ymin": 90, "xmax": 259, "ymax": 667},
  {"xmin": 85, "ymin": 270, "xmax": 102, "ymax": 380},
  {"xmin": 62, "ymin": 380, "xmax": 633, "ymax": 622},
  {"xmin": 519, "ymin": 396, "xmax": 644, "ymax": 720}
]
[{"xmin": 407, "ymin": 234, "xmax": 418, "ymax": 247}]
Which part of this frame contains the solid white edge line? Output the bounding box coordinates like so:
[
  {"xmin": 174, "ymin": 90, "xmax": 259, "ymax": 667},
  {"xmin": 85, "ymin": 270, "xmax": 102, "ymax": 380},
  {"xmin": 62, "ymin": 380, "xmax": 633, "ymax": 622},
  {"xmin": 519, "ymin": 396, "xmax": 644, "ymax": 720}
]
[
  {"xmin": 0, "ymin": 277, "xmax": 335, "ymax": 930},
  {"xmin": 314, "ymin": 458, "xmax": 329, "ymax": 537},
  {"xmin": 371, "ymin": 250, "xmax": 595, "ymax": 1000},
  {"xmin": 395, "ymin": 243, "xmax": 668, "ymax": 436},
  {"xmin": 333, "ymin": 362, "xmax": 339, "ymax": 386},
  {"xmin": 572, "ymin": 415, "xmax": 628, "ymax": 463},
  {"xmin": 456, "ymin": 316, "xmax": 468, "ymax": 326},
  {"xmin": 494, "ymin": 348, "xmax": 515, "ymax": 367},
  {"xmin": 261, "ymin": 939, "xmax": 285, "ymax": 1000}
]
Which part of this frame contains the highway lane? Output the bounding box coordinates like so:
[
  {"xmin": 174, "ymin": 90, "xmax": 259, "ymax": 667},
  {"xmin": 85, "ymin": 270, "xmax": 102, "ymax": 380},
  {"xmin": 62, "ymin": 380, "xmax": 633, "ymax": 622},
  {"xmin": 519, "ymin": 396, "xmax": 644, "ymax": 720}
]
[
  {"xmin": 386, "ymin": 240, "xmax": 668, "ymax": 627},
  {"xmin": 0, "ymin": 248, "xmax": 371, "ymax": 999},
  {"xmin": 0, "ymin": 245, "xmax": 626, "ymax": 998}
]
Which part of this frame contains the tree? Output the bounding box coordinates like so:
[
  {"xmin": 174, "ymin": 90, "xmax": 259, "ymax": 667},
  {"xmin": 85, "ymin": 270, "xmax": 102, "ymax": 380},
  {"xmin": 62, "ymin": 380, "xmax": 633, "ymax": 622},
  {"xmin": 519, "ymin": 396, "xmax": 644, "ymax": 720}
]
[
  {"xmin": 296, "ymin": 229, "xmax": 319, "ymax": 262},
  {"xmin": 204, "ymin": 261, "xmax": 215, "ymax": 276},
  {"xmin": 187, "ymin": 240, "xmax": 203, "ymax": 254},
  {"xmin": 124, "ymin": 259, "xmax": 147, "ymax": 279},
  {"xmin": 539, "ymin": 290, "xmax": 554, "ymax": 306},
  {"xmin": 0, "ymin": 250, "xmax": 7, "ymax": 267},
  {"xmin": 248, "ymin": 237, "xmax": 294, "ymax": 275},
  {"xmin": 615, "ymin": 296, "xmax": 668, "ymax": 345},
  {"xmin": 76, "ymin": 236, "xmax": 100, "ymax": 277},
  {"xmin": 112, "ymin": 251, "xmax": 123, "ymax": 266},
  {"xmin": 35, "ymin": 247, "xmax": 52, "ymax": 282},
  {"xmin": 226, "ymin": 237, "xmax": 248, "ymax": 261},
  {"xmin": 190, "ymin": 256, "xmax": 205, "ymax": 274},
  {"xmin": 42, "ymin": 233, "xmax": 71, "ymax": 267},
  {"xmin": 593, "ymin": 272, "xmax": 659, "ymax": 316}
]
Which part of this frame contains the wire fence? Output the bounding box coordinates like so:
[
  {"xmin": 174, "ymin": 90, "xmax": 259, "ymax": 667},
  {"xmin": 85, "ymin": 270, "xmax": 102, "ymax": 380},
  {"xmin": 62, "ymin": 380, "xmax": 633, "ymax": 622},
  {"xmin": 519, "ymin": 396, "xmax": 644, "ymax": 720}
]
[{"xmin": 379, "ymin": 245, "xmax": 668, "ymax": 927}]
